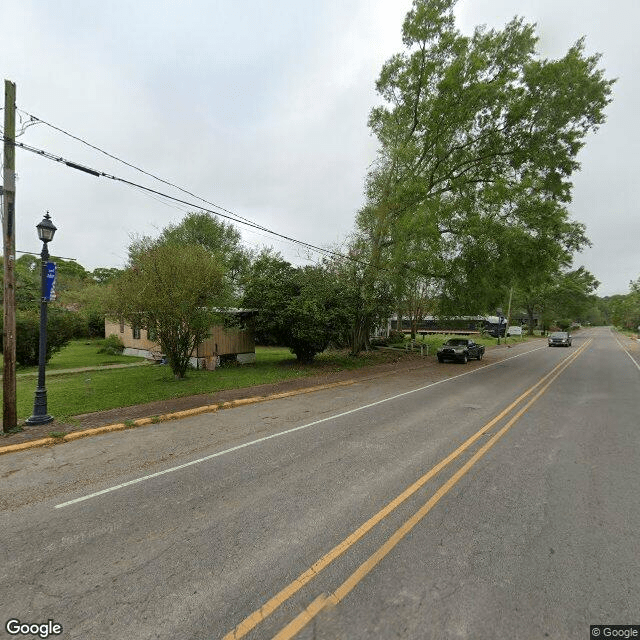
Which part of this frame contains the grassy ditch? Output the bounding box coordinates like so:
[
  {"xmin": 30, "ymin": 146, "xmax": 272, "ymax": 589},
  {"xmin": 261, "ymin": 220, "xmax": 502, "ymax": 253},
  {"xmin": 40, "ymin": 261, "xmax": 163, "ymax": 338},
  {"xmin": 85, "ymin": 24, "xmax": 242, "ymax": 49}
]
[{"xmin": 3, "ymin": 345, "xmax": 420, "ymax": 424}]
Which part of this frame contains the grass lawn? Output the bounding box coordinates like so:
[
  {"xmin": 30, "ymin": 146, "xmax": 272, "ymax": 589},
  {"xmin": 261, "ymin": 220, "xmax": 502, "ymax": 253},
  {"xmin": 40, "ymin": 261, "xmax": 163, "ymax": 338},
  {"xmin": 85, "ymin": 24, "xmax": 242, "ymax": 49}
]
[
  {"xmin": 0, "ymin": 338, "xmax": 144, "ymax": 374},
  {"xmin": 401, "ymin": 331, "xmax": 541, "ymax": 353},
  {"xmin": 2, "ymin": 334, "xmax": 546, "ymax": 424},
  {"xmin": 3, "ymin": 344, "xmax": 415, "ymax": 424}
]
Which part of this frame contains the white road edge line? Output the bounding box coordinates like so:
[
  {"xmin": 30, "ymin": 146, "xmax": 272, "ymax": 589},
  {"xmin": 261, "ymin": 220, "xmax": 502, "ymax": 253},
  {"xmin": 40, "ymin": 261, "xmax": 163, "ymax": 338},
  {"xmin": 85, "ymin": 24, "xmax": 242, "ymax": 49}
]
[
  {"xmin": 55, "ymin": 345, "xmax": 546, "ymax": 509},
  {"xmin": 614, "ymin": 336, "xmax": 640, "ymax": 372}
]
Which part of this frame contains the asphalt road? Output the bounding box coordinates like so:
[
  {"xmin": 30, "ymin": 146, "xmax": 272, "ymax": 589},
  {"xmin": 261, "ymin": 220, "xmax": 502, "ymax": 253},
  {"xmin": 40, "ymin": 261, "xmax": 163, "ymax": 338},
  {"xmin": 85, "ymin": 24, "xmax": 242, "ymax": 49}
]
[{"xmin": 1, "ymin": 327, "xmax": 638, "ymax": 640}]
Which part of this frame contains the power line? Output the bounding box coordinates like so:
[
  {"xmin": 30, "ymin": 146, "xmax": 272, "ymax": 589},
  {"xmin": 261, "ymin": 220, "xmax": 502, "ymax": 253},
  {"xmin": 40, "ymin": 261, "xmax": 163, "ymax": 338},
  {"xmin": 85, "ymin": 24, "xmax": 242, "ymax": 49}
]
[
  {"xmin": 16, "ymin": 250, "xmax": 77, "ymax": 260},
  {"xmin": 17, "ymin": 109, "xmax": 267, "ymax": 231},
  {"xmin": 3, "ymin": 135, "xmax": 364, "ymax": 265},
  {"xmin": 13, "ymin": 109, "xmax": 374, "ymax": 268},
  {"xmin": 1, "ymin": 110, "xmax": 39, "ymax": 138}
]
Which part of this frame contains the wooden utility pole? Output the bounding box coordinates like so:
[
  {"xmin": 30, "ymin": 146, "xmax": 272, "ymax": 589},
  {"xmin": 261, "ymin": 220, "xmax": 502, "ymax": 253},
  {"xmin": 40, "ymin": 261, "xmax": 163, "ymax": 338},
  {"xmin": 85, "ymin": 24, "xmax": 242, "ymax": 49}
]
[{"xmin": 3, "ymin": 79, "xmax": 17, "ymax": 432}]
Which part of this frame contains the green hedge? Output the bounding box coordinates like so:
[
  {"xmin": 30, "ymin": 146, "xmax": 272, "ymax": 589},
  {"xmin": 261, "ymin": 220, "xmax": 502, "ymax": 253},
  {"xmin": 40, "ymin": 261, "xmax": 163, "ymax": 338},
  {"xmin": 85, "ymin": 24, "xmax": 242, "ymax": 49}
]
[{"xmin": 1, "ymin": 308, "xmax": 80, "ymax": 366}]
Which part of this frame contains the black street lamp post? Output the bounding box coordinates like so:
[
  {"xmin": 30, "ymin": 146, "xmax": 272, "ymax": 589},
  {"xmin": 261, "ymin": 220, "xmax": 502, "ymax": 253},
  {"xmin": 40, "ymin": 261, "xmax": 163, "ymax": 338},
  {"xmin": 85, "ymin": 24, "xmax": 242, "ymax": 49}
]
[{"xmin": 26, "ymin": 212, "xmax": 57, "ymax": 426}]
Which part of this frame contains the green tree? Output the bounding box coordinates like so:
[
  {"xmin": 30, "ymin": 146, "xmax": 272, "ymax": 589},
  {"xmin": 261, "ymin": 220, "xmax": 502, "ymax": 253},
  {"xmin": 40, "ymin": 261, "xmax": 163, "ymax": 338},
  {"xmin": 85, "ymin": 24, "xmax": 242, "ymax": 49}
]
[
  {"xmin": 107, "ymin": 243, "xmax": 226, "ymax": 378},
  {"xmin": 1, "ymin": 255, "xmax": 85, "ymax": 358},
  {"xmin": 324, "ymin": 231, "xmax": 396, "ymax": 355},
  {"xmin": 581, "ymin": 298, "xmax": 609, "ymax": 326},
  {"xmin": 548, "ymin": 268, "xmax": 600, "ymax": 322},
  {"xmin": 11, "ymin": 255, "xmax": 41, "ymax": 309},
  {"xmin": 515, "ymin": 266, "xmax": 599, "ymax": 333},
  {"xmin": 129, "ymin": 211, "xmax": 251, "ymax": 301},
  {"xmin": 66, "ymin": 283, "xmax": 113, "ymax": 337},
  {"xmin": 610, "ymin": 277, "xmax": 640, "ymax": 330},
  {"xmin": 57, "ymin": 267, "xmax": 124, "ymax": 337},
  {"xmin": 356, "ymin": 0, "xmax": 613, "ymax": 322},
  {"xmin": 91, "ymin": 267, "xmax": 122, "ymax": 285},
  {"xmin": 243, "ymin": 251, "xmax": 348, "ymax": 363}
]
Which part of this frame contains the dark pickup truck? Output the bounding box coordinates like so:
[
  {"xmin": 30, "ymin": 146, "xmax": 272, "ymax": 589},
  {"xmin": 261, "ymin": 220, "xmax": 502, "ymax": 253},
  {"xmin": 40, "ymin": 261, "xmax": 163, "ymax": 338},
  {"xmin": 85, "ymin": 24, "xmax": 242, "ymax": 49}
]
[{"xmin": 437, "ymin": 338, "xmax": 485, "ymax": 363}]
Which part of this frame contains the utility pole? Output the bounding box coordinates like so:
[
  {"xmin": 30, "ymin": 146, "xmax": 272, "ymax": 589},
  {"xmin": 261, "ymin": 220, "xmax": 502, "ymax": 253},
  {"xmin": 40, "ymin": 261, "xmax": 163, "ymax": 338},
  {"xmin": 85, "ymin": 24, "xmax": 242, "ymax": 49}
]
[{"xmin": 3, "ymin": 79, "xmax": 17, "ymax": 432}]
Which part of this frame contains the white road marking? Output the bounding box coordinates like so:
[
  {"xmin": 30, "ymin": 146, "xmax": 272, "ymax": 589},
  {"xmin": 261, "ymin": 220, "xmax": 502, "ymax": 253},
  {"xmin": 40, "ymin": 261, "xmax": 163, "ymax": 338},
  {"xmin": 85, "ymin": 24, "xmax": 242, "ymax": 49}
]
[
  {"xmin": 55, "ymin": 345, "xmax": 545, "ymax": 509},
  {"xmin": 614, "ymin": 336, "xmax": 640, "ymax": 372}
]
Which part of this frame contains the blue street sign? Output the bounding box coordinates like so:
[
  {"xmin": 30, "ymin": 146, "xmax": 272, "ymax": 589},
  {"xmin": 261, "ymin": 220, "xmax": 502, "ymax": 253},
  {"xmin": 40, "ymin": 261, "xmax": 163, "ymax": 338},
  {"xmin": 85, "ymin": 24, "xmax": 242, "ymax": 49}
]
[{"xmin": 44, "ymin": 262, "xmax": 56, "ymax": 301}]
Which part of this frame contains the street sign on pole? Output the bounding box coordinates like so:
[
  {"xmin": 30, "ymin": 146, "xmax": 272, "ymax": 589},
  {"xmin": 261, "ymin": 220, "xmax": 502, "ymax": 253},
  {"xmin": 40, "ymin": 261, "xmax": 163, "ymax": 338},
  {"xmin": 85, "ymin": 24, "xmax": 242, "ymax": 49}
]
[{"xmin": 44, "ymin": 262, "xmax": 56, "ymax": 301}]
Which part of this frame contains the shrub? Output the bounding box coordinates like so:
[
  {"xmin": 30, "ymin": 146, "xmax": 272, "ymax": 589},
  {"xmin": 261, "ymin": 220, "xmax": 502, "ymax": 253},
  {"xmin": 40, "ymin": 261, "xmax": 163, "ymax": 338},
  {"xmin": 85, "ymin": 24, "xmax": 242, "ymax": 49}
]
[
  {"xmin": 87, "ymin": 312, "xmax": 106, "ymax": 338},
  {"xmin": 12, "ymin": 308, "xmax": 76, "ymax": 366},
  {"xmin": 98, "ymin": 334, "xmax": 125, "ymax": 355},
  {"xmin": 388, "ymin": 330, "xmax": 406, "ymax": 344},
  {"xmin": 66, "ymin": 311, "xmax": 89, "ymax": 339}
]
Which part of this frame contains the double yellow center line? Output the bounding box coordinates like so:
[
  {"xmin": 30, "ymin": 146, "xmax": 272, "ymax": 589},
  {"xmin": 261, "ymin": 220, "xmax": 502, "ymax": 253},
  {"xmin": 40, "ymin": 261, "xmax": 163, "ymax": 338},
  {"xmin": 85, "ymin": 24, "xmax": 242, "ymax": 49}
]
[{"xmin": 224, "ymin": 339, "xmax": 592, "ymax": 640}]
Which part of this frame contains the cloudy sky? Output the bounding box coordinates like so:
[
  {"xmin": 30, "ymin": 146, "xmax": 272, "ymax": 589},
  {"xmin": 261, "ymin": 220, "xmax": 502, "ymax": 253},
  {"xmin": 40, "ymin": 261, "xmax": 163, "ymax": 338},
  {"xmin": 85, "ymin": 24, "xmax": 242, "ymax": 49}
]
[{"xmin": 2, "ymin": 0, "xmax": 637, "ymax": 296}]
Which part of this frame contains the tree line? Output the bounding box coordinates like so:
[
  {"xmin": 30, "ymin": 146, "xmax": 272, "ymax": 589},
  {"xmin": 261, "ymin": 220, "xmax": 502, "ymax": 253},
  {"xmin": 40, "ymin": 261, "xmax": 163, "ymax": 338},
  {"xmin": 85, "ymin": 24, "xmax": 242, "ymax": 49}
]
[{"xmin": 3, "ymin": 207, "xmax": 628, "ymax": 380}]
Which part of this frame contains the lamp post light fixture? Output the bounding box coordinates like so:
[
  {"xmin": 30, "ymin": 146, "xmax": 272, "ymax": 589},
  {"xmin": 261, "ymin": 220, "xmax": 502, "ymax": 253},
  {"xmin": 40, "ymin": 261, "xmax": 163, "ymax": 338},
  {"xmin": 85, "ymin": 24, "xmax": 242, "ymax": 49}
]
[{"xmin": 26, "ymin": 212, "xmax": 57, "ymax": 426}]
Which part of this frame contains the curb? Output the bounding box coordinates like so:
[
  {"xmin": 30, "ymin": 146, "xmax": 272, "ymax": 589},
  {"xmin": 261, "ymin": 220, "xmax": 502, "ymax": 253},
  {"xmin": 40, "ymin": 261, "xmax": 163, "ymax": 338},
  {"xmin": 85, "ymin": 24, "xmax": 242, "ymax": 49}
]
[{"xmin": 0, "ymin": 379, "xmax": 359, "ymax": 456}]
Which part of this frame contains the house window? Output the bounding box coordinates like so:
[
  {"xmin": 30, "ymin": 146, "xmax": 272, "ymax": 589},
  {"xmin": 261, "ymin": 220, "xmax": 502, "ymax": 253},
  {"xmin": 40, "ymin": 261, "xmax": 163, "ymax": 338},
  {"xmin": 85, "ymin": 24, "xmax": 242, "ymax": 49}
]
[
  {"xmin": 148, "ymin": 325, "xmax": 157, "ymax": 342},
  {"xmin": 132, "ymin": 326, "xmax": 141, "ymax": 340},
  {"xmin": 119, "ymin": 320, "xmax": 125, "ymax": 333}
]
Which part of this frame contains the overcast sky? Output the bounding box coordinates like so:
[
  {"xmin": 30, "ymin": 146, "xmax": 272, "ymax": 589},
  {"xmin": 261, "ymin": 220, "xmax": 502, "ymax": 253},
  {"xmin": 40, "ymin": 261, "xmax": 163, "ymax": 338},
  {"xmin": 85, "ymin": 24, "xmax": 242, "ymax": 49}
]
[{"xmin": 2, "ymin": 0, "xmax": 637, "ymax": 296}]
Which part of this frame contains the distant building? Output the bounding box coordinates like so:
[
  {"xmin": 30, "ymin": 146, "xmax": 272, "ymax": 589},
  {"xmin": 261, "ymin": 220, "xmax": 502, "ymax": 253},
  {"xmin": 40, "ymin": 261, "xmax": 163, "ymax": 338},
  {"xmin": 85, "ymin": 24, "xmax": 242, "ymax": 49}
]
[
  {"xmin": 389, "ymin": 315, "xmax": 486, "ymax": 334},
  {"xmin": 388, "ymin": 314, "xmax": 537, "ymax": 336}
]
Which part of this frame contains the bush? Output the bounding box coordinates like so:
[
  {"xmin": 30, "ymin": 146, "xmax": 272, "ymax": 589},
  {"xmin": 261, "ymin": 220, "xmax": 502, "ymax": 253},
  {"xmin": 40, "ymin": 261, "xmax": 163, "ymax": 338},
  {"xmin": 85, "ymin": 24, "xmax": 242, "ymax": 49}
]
[
  {"xmin": 87, "ymin": 312, "xmax": 106, "ymax": 338},
  {"xmin": 66, "ymin": 311, "xmax": 89, "ymax": 340},
  {"xmin": 12, "ymin": 308, "xmax": 76, "ymax": 366},
  {"xmin": 388, "ymin": 330, "xmax": 406, "ymax": 344},
  {"xmin": 98, "ymin": 334, "xmax": 125, "ymax": 355}
]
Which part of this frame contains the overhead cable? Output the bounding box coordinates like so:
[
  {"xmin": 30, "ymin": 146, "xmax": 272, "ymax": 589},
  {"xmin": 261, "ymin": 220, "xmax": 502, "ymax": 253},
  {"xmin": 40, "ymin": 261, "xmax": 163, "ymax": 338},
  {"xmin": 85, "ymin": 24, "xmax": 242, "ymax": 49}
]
[
  {"xmin": 3, "ymin": 135, "xmax": 365, "ymax": 265},
  {"xmin": 17, "ymin": 109, "xmax": 266, "ymax": 230}
]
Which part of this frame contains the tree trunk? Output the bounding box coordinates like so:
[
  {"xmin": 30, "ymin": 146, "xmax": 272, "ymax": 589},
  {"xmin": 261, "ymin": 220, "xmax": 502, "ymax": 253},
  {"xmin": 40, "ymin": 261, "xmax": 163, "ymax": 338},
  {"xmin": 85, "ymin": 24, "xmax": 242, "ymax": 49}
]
[
  {"xmin": 349, "ymin": 313, "xmax": 370, "ymax": 356},
  {"xmin": 527, "ymin": 306, "xmax": 535, "ymax": 335}
]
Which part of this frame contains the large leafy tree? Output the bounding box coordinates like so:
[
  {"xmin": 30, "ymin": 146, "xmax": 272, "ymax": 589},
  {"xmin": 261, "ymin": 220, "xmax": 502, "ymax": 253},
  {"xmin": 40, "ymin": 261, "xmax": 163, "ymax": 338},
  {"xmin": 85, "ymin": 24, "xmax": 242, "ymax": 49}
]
[
  {"xmin": 243, "ymin": 251, "xmax": 348, "ymax": 363},
  {"xmin": 356, "ymin": 0, "xmax": 613, "ymax": 325},
  {"xmin": 91, "ymin": 267, "xmax": 122, "ymax": 285},
  {"xmin": 324, "ymin": 230, "xmax": 396, "ymax": 355},
  {"xmin": 515, "ymin": 266, "xmax": 599, "ymax": 333},
  {"xmin": 107, "ymin": 243, "xmax": 226, "ymax": 378},
  {"xmin": 547, "ymin": 267, "xmax": 600, "ymax": 323},
  {"xmin": 129, "ymin": 211, "xmax": 251, "ymax": 301},
  {"xmin": 9, "ymin": 254, "xmax": 90, "ymax": 309}
]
